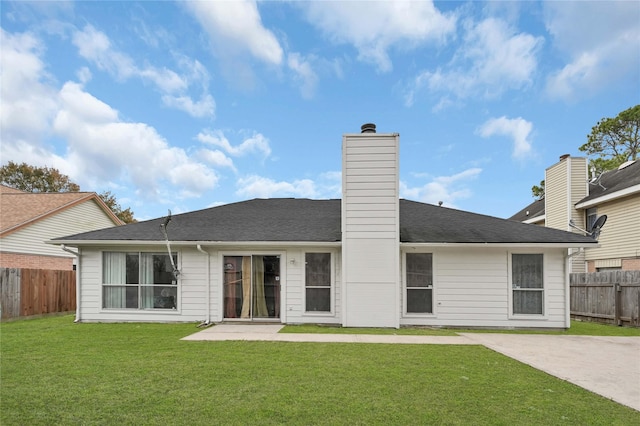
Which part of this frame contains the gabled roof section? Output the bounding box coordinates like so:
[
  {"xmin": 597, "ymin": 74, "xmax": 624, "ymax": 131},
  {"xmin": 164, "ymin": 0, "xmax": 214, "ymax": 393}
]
[
  {"xmin": 399, "ymin": 199, "xmax": 591, "ymax": 244},
  {"xmin": 0, "ymin": 185, "xmax": 124, "ymax": 236},
  {"xmin": 576, "ymin": 160, "xmax": 640, "ymax": 206},
  {"xmin": 52, "ymin": 198, "xmax": 596, "ymax": 246},
  {"xmin": 508, "ymin": 197, "xmax": 545, "ymax": 222},
  {"xmin": 53, "ymin": 198, "xmax": 342, "ymax": 243}
]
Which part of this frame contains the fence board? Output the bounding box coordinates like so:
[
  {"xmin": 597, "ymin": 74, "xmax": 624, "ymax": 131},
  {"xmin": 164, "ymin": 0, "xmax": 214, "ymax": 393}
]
[
  {"xmin": 1, "ymin": 268, "xmax": 75, "ymax": 320},
  {"xmin": 570, "ymin": 271, "xmax": 640, "ymax": 327}
]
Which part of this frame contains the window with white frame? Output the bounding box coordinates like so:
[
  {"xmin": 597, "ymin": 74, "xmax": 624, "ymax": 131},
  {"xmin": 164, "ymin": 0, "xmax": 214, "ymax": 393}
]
[
  {"xmin": 512, "ymin": 254, "xmax": 544, "ymax": 315},
  {"xmin": 102, "ymin": 252, "xmax": 178, "ymax": 310},
  {"xmin": 406, "ymin": 253, "xmax": 433, "ymax": 314},
  {"xmin": 305, "ymin": 252, "xmax": 331, "ymax": 312}
]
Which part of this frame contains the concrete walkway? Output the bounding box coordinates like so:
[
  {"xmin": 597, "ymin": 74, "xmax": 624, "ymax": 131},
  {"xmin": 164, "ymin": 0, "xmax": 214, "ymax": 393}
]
[{"xmin": 182, "ymin": 324, "xmax": 640, "ymax": 411}]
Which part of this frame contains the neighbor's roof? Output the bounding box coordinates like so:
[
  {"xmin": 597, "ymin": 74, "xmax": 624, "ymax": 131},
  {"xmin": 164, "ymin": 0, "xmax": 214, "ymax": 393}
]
[
  {"xmin": 577, "ymin": 160, "xmax": 640, "ymax": 205},
  {"xmin": 0, "ymin": 184, "xmax": 123, "ymax": 236},
  {"xmin": 510, "ymin": 160, "xmax": 640, "ymax": 220},
  {"xmin": 51, "ymin": 198, "xmax": 596, "ymax": 246},
  {"xmin": 508, "ymin": 197, "xmax": 545, "ymax": 222}
]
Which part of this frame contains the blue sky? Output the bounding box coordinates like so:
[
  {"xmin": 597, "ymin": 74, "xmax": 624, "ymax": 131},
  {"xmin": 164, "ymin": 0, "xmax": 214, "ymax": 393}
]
[{"xmin": 1, "ymin": 1, "xmax": 639, "ymax": 221}]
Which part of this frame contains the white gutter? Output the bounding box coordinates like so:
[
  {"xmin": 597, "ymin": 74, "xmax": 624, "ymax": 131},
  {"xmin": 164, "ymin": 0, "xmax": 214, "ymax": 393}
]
[
  {"xmin": 564, "ymin": 251, "xmax": 571, "ymax": 329},
  {"xmin": 575, "ymin": 183, "xmax": 640, "ymax": 209},
  {"xmin": 47, "ymin": 240, "xmax": 343, "ymax": 248},
  {"xmin": 523, "ymin": 214, "xmax": 545, "ymax": 224},
  {"xmin": 399, "ymin": 242, "xmax": 599, "ymax": 249},
  {"xmin": 61, "ymin": 245, "xmax": 81, "ymax": 323},
  {"xmin": 196, "ymin": 244, "xmax": 211, "ymax": 325}
]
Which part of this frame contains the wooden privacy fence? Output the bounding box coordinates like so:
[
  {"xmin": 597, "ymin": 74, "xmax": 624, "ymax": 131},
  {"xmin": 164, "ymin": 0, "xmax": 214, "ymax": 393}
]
[
  {"xmin": 0, "ymin": 268, "xmax": 76, "ymax": 320},
  {"xmin": 570, "ymin": 271, "xmax": 640, "ymax": 327}
]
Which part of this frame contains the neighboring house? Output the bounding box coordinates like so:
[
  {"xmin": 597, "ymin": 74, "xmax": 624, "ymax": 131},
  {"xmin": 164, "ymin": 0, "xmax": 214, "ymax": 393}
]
[
  {"xmin": 0, "ymin": 185, "xmax": 124, "ymax": 270},
  {"xmin": 510, "ymin": 155, "xmax": 640, "ymax": 272},
  {"xmin": 51, "ymin": 125, "xmax": 597, "ymax": 328}
]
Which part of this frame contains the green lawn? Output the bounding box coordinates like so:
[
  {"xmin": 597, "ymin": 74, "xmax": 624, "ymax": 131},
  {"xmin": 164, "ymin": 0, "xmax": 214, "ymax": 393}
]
[
  {"xmin": 1, "ymin": 316, "xmax": 638, "ymax": 425},
  {"xmin": 281, "ymin": 320, "xmax": 640, "ymax": 336}
]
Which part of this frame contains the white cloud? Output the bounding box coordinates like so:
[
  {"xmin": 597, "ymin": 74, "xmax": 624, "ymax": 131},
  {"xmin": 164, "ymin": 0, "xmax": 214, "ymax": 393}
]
[
  {"xmin": 401, "ymin": 168, "xmax": 482, "ymax": 208},
  {"xmin": 0, "ymin": 29, "xmax": 58, "ymax": 149},
  {"xmin": 52, "ymin": 81, "xmax": 218, "ymax": 197},
  {"xmin": 287, "ymin": 52, "xmax": 319, "ymax": 99},
  {"xmin": 196, "ymin": 130, "xmax": 271, "ymax": 158},
  {"xmin": 405, "ymin": 17, "xmax": 542, "ymax": 106},
  {"xmin": 71, "ymin": 24, "xmax": 214, "ymax": 118},
  {"xmin": 477, "ymin": 116, "xmax": 533, "ymax": 160},
  {"xmin": 300, "ymin": 1, "xmax": 456, "ymax": 72},
  {"xmin": 198, "ymin": 149, "xmax": 236, "ymax": 172},
  {"xmin": 543, "ymin": 1, "xmax": 640, "ymax": 101},
  {"xmin": 236, "ymin": 175, "xmax": 316, "ymax": 199},
  {"xmin": 183, "ymin": 0, "xmax": 283, "ymax": 66}
]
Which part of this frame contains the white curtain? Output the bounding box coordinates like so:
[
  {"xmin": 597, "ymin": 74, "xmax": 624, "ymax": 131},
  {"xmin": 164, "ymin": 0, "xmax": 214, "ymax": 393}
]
[
  {"xmin": 140, "ymin": 254, "xmax": 155, "ymax": 309},
  {"xmin": 103, "ymin": 252, "xmax": 126, "ymax": 308}
]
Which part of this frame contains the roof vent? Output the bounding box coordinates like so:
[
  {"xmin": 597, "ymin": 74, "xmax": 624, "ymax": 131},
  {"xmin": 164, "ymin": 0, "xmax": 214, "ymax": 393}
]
[
  {"xmin": 361, "ymin": 123, "xmax": 376, "ymax": 133},
  {"xmin": 559, "ymin": 154, "xmax": 570, "ymax": 161}
]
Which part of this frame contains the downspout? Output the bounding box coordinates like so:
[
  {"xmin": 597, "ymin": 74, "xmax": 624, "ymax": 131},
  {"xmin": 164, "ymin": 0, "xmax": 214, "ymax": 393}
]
[
  {"xmin": 61, "ymin": 245, "xmax": 81, "ymax": 323},
  {"xmin": 564, "ymin": 248, "xmax": 584, "ymax": 329},
  {"xmin": 196, "ymin": 245, "xmax": 211, "ymax": 325}
]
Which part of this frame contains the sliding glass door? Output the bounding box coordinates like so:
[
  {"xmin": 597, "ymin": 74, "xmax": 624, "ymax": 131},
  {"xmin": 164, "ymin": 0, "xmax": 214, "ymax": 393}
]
[{"xmin": 223, "ymin": 255, "xmax": 280, "ymax": 320}]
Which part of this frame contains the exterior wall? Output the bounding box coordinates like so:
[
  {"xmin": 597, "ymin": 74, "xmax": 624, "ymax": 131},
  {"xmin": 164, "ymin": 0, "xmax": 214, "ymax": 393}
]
[
  {"xmin": 583, "ymin": 194, "xmax": 640, "ymax": 270},
  {"xmin": 0, "ymin": 252, "xmax": 73, "ymax": 270},
  {"xmin": 400, "ymin": 247, "xmax": 569, "ymax": 328},
  {"xmin": 1, "ymin": 200, "xmax": 119, "ymax": 260},
  {"xmin": 75, "ymin": 243, "xmax": 570, "ymax": 328},
  {"xmin": 342, "ymin": 132, "xmax": 400, "ymax": 327}
]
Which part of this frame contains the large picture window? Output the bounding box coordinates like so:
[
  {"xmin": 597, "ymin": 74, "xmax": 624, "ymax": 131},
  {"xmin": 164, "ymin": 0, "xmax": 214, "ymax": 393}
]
[
  {"xmin": 406, "ymin": 253, "xmax": 433, "ymax": 314},
  {"xmin": 103, "ymin": 252, "xmax": 178, "ymax": 310},
  {"xmin": 305, "ymin": 253, "xmax": 331, "ymax": 312},
  {"xmin": 512, "ymin": 254, "xmax": 544, "ymax": 315}
]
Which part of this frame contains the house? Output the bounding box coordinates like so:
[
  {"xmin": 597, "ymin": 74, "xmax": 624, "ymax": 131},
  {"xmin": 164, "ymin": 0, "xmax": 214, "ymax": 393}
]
[
  {"xmin": 50, "ymin": 125, "xmax": 597, "ymax": 328},
  {"xmin": 0, "ymin": 185, "xmax": 123, "ymax": 270},
  {"xmin": 510, "ymin": 155, "xmax": 640, "ymax": 272}
]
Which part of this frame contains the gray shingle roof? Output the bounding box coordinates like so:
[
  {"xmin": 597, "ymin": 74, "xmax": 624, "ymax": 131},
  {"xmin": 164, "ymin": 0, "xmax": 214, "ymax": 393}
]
[
  {"xmin": 53, "ymin": 198, "xmax": 596, "ymax": 245},
  {"xmin": 578, "ymin": 160, "xmax": 640, "ymax": 204},
  {"xmin": 508, "ymin": 198, "xmax": 545, "ymax": 222}
]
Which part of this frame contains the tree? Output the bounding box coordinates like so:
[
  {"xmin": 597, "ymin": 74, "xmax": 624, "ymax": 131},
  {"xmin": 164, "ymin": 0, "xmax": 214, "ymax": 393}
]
[
  {"xmin": 579, "ymin": 104, "xmax": 640, "ymax": 174},
  {"xmin": 530, "ymin": 104, "xmax": 640, "ymax": 198},
  {"xmin": 0, "ymin": 161, "xmax": 80, "ymax": 192},
  {"xmin": 0, "ymin": 162, "xmax": 136, "ymax": 223},
  {"xmin": 531, "ymin": 180, "xmax": 545, "ymax": 200},
  {"xmin": 99, "ymin": 191, "xmax": 136, "ymax": 224}
]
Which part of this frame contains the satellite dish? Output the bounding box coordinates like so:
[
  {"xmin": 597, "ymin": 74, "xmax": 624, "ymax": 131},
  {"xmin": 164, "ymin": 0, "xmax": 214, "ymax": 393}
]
[{"xmin": 589, "ymin": 215, "xmax": 607, "ymax": 240}]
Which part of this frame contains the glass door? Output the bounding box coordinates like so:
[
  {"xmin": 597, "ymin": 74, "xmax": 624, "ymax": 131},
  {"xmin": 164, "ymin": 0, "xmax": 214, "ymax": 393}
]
[{"xmin": 223, "ymin": 255, "xmax": 280, "ymax": 320}]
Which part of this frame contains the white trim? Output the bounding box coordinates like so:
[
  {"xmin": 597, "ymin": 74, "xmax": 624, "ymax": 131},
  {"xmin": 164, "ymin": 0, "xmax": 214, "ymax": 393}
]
[
  {"xmin": 219, "ymin": 251, "xmax": 287, "ymax": 323},
  {"xmin": 401, "ymin": 251, "xmax": 436, "ymax": 318},
  {"xmin": 302, "ymin": 250, "xmax": 337, "ymax": 317},
  {"xmin": 507, "ymin": 251, "xmax": 548, "ymax": 320},
  {"xmin": 523, "ymin": 214, "xmax": 545, "ymax": 224},
  {"xmin": 47, "ymin": 240, "xmax": 343, "ymax": 247},
  {"xmin": 575, "ymin": 184, "xmax": 640, "ymax": 209},
  {"xmin": 400, "ymin": 242, "xmax": 598, "ymax": 248}
]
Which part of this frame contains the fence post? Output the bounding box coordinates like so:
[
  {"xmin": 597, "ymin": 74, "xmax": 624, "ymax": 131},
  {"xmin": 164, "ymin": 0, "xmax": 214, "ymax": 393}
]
[{"xmin": 615, "ymin": 283, "xmax": 622, "ymax": 326}]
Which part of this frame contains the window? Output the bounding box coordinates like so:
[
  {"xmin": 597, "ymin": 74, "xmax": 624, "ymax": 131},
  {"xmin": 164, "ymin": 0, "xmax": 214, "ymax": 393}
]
[
  {"xmin": 512, "ymin": 254, "xmax": 544, "ymax": 315},
  {"xmin": 305, "ymin": 253, "xmax": 331, "ymax": 312},
  {"xmin": 586, "ymin": 208, "xmax": 597, "ymax": 232},
  {"xmin": 103, "ymin": 252, "xmax": 178, "ymax": 310},
  {"xmin": 406, "ymin": 253, "xmax": 433, "ymax": 314}
]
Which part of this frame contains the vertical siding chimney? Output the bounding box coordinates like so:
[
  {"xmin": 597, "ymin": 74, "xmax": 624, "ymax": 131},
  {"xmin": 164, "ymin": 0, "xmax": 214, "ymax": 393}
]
[{"xmin": 341, "ymin": 124, "xmax": 400, "ymax": 328}]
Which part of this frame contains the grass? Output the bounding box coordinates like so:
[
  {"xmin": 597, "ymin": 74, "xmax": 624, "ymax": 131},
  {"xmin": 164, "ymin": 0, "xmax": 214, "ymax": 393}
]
[
  {"xmin": 281, "ymin": 320, "xmax": 640, "ymax": 336},
  {"xmin": 1, "ymin": 316, "xmax": 638, "ymax": 425}
]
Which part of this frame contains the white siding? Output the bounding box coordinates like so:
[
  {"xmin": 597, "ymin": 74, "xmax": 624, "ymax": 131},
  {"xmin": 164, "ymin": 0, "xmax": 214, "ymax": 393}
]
[
  {"xmin": 342, "ymin": 133, "xmax": 400, "ymax": 327},
  {"xmin": 2, "ymin": 200, "xmax": 119, "ymax": 258},
  {"xmin": 400, "ymin": 247, "xmax": 569, "ymax": 329}
]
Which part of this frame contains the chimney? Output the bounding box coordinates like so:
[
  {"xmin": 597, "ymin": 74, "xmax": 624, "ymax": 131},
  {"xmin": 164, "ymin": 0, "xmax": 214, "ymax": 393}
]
[
  {"xmin": 342, "ymin": 123, "xmax": 399, "ymax": 328},
  {"xmin": 360, "ymin": 123, "xmax": 376, "ymax": 133}
]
